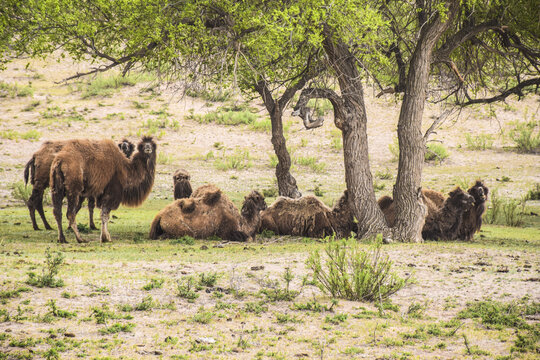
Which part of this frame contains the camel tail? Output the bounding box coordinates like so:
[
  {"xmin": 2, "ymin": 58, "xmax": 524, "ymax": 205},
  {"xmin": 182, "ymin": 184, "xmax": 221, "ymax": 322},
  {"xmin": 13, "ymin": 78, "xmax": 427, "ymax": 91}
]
[
  {"xmin": 149, "ymin": 215, "xmax": 163, "ymax": 240},
  {"xmin": 377, "ymin": 196, "xmax": 394, "ymax": 211},
  {"xmin": 24, "ymin": 157, "xmax": 35, "ymax": 185},
  {"xmin": 50, "ymin": 161, "xmax": 65, "ymax": 197}
]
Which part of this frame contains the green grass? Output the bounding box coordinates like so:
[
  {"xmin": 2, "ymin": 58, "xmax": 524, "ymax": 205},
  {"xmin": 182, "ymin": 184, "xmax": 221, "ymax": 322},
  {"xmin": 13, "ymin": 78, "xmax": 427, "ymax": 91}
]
[
  {"xmin": 464, "ymin": 133, "xmax": 494, "ymax": 150},
  {"xmin": 214, "ymin": 149, "xmax": 252, "ymax": 171},
  {"xmin": 0, "ymin": 129, "xmax": 41, "ymax": 141},
  {"xmin": 82, "ymin": 73, "xmax": 154, "ymax": 98},
  {"xmin": 0, "ymin": 81, "xmax": 33, "ymax": 98}
]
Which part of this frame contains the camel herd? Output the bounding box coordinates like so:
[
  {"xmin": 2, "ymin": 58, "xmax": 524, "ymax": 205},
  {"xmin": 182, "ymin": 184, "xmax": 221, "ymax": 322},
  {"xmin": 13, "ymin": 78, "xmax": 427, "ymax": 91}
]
[{"xmin": 22, "ymin": 136, "xmax": 489, "ymax": 243}]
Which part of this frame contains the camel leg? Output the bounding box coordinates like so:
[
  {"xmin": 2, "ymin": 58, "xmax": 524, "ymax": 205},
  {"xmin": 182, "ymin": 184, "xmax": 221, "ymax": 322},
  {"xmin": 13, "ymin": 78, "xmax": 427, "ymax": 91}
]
[
  {"xmin": 100, "ymin": 207, "xmax": 112, "ymax": 243},
  {"xmin": 27, "ymin": 188, "xmax": 41, "ymax": 230},
  {"xmin": 66, "ymin": 194, "xmax": 86, "ymax": 243},
  {"xmin": 51, "ymin": 185, "xmax": 66, "ymax": 244},
  {"xmin": 35, "ymin": 191, "xmax": 53, "ymax": 230},
  {"xmin": 87, "ymin": 197, "xmax": 97, "ymax": 230}
]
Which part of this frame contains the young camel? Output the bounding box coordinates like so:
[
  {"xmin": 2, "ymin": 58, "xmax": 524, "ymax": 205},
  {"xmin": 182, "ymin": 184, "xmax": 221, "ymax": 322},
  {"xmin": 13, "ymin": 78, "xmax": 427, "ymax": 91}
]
[
  {"xmin": 173, "ymin": 168, "xmax": 192, "ymax": 200},
  {"xmin": 50, "ymin": 137, "xmax": 156, "ymax": 243},
  {"xmin": 23, "ymin": 139, "xmax": 134, "ymax": 230}
]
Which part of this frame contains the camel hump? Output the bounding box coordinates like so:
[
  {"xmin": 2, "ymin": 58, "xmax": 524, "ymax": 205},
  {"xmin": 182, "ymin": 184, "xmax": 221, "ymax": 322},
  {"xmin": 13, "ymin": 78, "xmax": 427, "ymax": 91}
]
[
  {"xmin": 202, "ymin": 189, "xmax": 221, "ymax": 205},
  {"xmin": 378, "ymin": 196, "xmax": 394, "ymax": 210},
  {"xmin": 178, "ymin": 199, "xmax": 196, "ymax": 213}
]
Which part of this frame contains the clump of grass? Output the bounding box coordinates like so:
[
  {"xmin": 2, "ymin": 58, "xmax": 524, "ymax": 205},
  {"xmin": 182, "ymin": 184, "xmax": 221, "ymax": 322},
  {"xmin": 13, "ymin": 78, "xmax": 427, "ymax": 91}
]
[
  {"xmin": 0, "ymin": 287, "xmax": 31, "ymax": 303},
  {"xmin": 134, "ymin": 295, "xmax": 155, "ymax": 311},
  {"xmin": 186, "ymin": 87, "xmax": 232, "ymax": 102},
  {"xmin": 191, "ymin": 307, "xmax": 214, "ymax": 324},
  {"xmin": 268, "ymin": 154, "xmax": 278, "ymax": 168},
  {"xmin": 23, "ymin": 100, "xmax": 40, "ymax": 112},
  {"xmin": 157, "ymin": 152, "xmax": 174, "ymax": 165},
  {"xmin": 325, "ymin": 313, "xmax": 348, "ymax": 325},
  {"xmin": 170, "ymin": 235, "xmax": 196, "ymax": 245},
  {"xmin": 525, "ymin": 183, "xmax": 540, "ymax": 200},
  {"xmin": 92, "ymin": 304, "xmax": 133, "ymax": 324},
  {"xmin": 0, "ymin": 81, "xmax": 33, "ymax": 98},
  {"xmin": 292, "ymin": 299, "xmax": 338, "ymax": 312},
  {"xmin": 465, "ymin": 133, "xmax": 494, "ymax": 150},
  {"xmin": 46, "ymin": 299, "xmax": 76, "ymax": 319},
  {"xmin": 330, "ymin": 129, "xmax": 342, "ymax": 150},
  {"xmin": 99, "ymin": 322, "xmax": 135, "ymax": 334},
  {"xmin": 506, "ymin": 116, "xmax": 540, "ymax": 154},
  {"xmin": 82, "ymin": 73, "xmax": 152, "ymax": 98},
  {"xmin": 295, "ymin": 156, "xmax": 326, "ymax": 172},
  {"xmin": 250, "ymin": 118, "xmax": 272, "ymax": 132},
  {"xmin": 375, "ymin": 169, "xmax": 393, "ymax": 180},
  {"xmin": 457, "ymin": 299, "xmax": 539, "ymax": 330},
  {"xmin": 425, "ymin": 142, "xmax": 449, "ymax": 163},
  {"xmin": 275, "ymin": 312, "xmax": 302, "ymax": 324},
  {"xmin": 198, "ymin": 272, "xmax": 219, "ymax": 288},
  {"xmin": 10, "ymin": 181, "xmax": 32, "ymax": 205},
  {"xmin": 142, "ymin": 278, "xmax": 164, "ymax": 291},
  {"xmin": 26, "ymin": 247, "xmax": 65, "ymax": 288},
  {"xmin": 306, "ymin": 237, "xmax": 409, "ymax": 302},
  {"xmin": 214, "ymin": 149, "xmax": 252, "ymax": 171},
  {"xmin": 502, "ymin": 198, "xmax": 526, "ymax": 227},
  {"xmin": 177, "ymin": 276, "xmax": 200, "ymax": 302},
  {"xmin": 244, "ymin": 301, "xmax": 268, "ymax": 315},
  {"xmin": 0, "ymin": 130, "xmax": 41, "ymax": 141},
  {"xmin": 262, "ymin": 187, "xmax": 278, "ymax": 198},
  {"xmin": 260, "ymin": 267, "xmax": 300, "ymax": 302},
  {"xmin": 190, "ymin": 104, "xmax": 258, "ymax": 126},
  {"xmin": 484, "ymin": 189, "xmax": 502, "ymax": 224}
]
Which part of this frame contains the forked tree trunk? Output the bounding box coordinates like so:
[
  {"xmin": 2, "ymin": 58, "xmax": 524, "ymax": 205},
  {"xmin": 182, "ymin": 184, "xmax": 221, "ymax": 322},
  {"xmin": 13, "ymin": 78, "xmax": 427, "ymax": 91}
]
[
  {"xmin": 392, "ymin": 0, "xmax": 459, "ymax": 242},
  {"xmin": 292, "ymin": 26, "xmax": 390, "ymax": 239},
  {"xmin": 254, "ymin": 81, "xmax": 306, "ymax": 198}
]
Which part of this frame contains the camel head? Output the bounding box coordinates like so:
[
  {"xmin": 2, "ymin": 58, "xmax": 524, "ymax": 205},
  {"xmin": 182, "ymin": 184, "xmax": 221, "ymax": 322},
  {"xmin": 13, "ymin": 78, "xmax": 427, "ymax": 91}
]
[
  {"xmin": 118, "ymin": 139, "xmax": 135, "ymax": 158},
  {"xmin": 448, "ymin": 187, "xmax": 474, "ymax": 211},
  {"xmin": 241, "ymin": 191, "xmax": 267, "ymax": 220},
  {"xmin": 469, "ymin": 180, "xmax": 488, "ymax": 204},
  {"xmin": 173, "ymin": 169, "xmax": 191, "ymax": 184},
  {"xmin": 138, "ymin": 136, "xmax": 156, "ymax": 156}
]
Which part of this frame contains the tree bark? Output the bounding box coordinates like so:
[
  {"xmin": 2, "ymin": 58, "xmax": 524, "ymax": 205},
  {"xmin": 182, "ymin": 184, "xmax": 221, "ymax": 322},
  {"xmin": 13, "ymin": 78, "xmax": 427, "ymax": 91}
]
[
  {"xmin": 392, "ymin": 0, "xmax": 459, "ymax": 242},
  {"xmin": 293, "ymin": 26, "xmax": 391, "ymax": 239},
  {"xmin": 254, "ymin": 81, "xmax": 302, "ymax": 198}
]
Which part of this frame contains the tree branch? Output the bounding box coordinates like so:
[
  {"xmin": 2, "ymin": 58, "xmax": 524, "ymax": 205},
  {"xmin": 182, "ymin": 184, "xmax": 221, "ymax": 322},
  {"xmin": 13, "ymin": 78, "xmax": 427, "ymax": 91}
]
[
  {"xmin": 292, "ymin": 87, "xmax": 344, "ymax": 130},
  {"xmin": 459, "ymin": 77, "xmax": 540, "ymax": 106}
]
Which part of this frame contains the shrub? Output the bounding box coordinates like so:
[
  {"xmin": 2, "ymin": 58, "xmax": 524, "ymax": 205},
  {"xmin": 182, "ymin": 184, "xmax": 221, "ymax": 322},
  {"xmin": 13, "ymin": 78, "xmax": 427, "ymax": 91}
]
[
  {"xmin": 198, "ymin": 272, "xmax": 219, "ymax": 287},
  {"xmin": 99, "ymin": 322, "xmax": 135, "ymax": 334},
  {"xmin": 214, "ymin": 149, "xmax": 252, "ymax": 171},
  {"xmin": 142, "ymin": 278, "xmax": 164, "ymax": 291},
  {"xmin": 46, "ymin": 299, "xmax": 76, "ymax": 319},
  {"xmin": 249, "ymin": 118, "xmax": 272, "ymax": 132},
  {"xmin": 295, "ymin": 156, "xmax": 326, "ymax": 172},
  {"xmin": 0, "ymin": 81, "xmax": 33, "ymax": 98},
  {"xmin": 465, "ymin": 133, "xmax": 494, "ymax": 150},
  {"xmin": 425, "ymin": 143, "xmax": 449, "ymax": 163},
  {"xmin": 502, "ymin": 198, "xmax": 526, "ymax": 227},
  {"xmin": 507, "ymin": 117, "xmax": 540, "ymax": 154},
  {"xmin": 306, "ymin": 237, "xmax": 409, "ymax": 302},
  {"xmin": 26, "ymin": 247, "xmax": 65, "ymax": 288},
  {"xmin": 186, "ymin": 87, "xmax": 232, "ymax": 102},
  {"xmin": 170, "ymin": 235, "xmax": 196, "ymax": 245},
  {"xmin": 484, "ymin": 189, "xmax": 502, "ymax": 224},
  {"xmin": 82, "ymin": 73, "xmax": 151, "ymax": 98},
  {"xmin": 177, "ymin": 276, "xmax": 200, "ymax": 302},
  {"xmin": 10, "ymin": 181, "xmax": 32, "ymax": 205},
  {"xmin": 525, "ymin": 183, "xmax": 540, "ymax": 200},
  {"xmin": 457, "ymin": 299, "xmax": 539, "ymax": 330},
  {"xmin": 191, "ymin": 105, "xmax": 258, "ymax": 126}
]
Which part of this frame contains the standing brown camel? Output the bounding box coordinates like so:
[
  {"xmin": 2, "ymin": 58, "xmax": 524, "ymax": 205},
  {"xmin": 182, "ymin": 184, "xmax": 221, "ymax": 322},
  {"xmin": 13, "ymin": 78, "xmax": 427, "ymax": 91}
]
[
  {"xmin": 50, "ymin": 136, "xmax": 156, "ymax": 243},
  {"xmin": 173, "ymin": 168, "xmax": 192, "ymax": 200},
  {"xmin": 23, "ymin": 139, "xmax": 134, "ymax": 230},
  {"xmin": 259, "ymin": 191, "xmax": 356, "ymax": 239},
  {"xmin": 149, "ymin": 184, "xmax": 267, "ymax": 241}
]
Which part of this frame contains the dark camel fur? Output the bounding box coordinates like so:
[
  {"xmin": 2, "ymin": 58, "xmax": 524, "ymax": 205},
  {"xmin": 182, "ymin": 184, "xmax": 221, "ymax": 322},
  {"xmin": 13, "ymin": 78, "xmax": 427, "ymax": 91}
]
[
  {"xmin": 421, "ymin": 187, "xmax": 474, "ymax": 240},
  {"xmin": 23, "ymin": 139, "xmax": 134, "ymax": 230},
  {"xmin": 173, "ymin": 168, "xmax": 192, "ymax": 200},
  {"xmin": 50, "ymin": 137, "xmax": 156, "ymax": 243},
  {"xmin": 149, "ymin": 184, "xmax": 267, "ymax": 241},
  {"xmin": 259, "ymin": 191, "xmax": 356, "ymax": 239},
  {"xmin": 457, "ymin": 181, "xmax": 489, "ymax": 241}
]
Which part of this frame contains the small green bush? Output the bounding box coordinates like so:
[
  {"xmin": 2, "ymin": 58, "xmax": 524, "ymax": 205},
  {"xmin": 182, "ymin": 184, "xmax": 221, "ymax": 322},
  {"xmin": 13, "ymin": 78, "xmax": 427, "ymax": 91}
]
[
  {"xmin": 425, "ymin": 143, "xmax": 449, "ymax": 163},
  {"xmin": 507, "ymin": 117, "xmax": 540, "ymax": 154},
  {"xmin": 457, "ymin": 299, "xmax": 539, "ymax": 330},
  {"xmin": 0, "ymin": 81, "xmax": 33, "ymax": 98},
  {"xmin": 11, "ymin": 181, "xmax": 32, "ymax": 205},
  {"xmin": 465, "ymin": 133, "xmax": 494, "ymax": 150},
  {"xmin": 186, "ymin": 87, "xmax": 232, "ymax": 102},
  {"xmin": 198, "ymin": 272, "xmax": 219, "ymax": 288},
  {"xmin": 99, "ymin": 322, "xmax": 135, "ymax": 334},
  {"xmin": 306, "ymin": 237, "xmax": 409, "ymax": 302},
  {"xmin": 484, "ymin": 189, "xmax": 502, "ymax": 224},
  {"xmin": 177, "ymin": 276, "xmax": 200, "ymax": 302},
  {"xmin": 142, "ymin": 278, "xmax": 164, "ymax": 291},
  {"xmin": 170, "ymin": 235, "xmax": 196, "ymax": 245},
  {"xmin": 525, "ymin": 183, "xmax": 540, "ymax": 200},
  {"xmin": 26, "ymin": 247, "xmax": 65, "ymax": 288},
  {"xmin": 214, "ymin": 149, "xmax": 252, "ymax": 171}
]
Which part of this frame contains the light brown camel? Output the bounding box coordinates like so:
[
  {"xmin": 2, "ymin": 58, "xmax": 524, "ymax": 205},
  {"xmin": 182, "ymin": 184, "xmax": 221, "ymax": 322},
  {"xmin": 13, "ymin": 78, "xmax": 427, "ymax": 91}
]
[
  {"xmin": 23, "ymin": 139, "xmax": 134, "ymax": 230},
  {"xmin": 259, "ymin": 191, "xmax": 356, "ymax": 239},
  {"xmin": 50, "ymin": 136, "xmax": 156, "ymax": 243},
  {"xmin": 149, "ymin": 184, "xmax": 267, "ymax": 241}
]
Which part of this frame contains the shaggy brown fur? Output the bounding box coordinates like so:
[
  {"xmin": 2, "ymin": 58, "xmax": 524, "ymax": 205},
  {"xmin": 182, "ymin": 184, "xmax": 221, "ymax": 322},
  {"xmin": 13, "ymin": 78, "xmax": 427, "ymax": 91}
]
[
  {"xmin": 422, "ymin": 187, "xmax": 474, "ymax": 241},
  {"xmin": 457, "ymin": 180, "xmax": 489, "ymax": 241},
  {"xmin": 50, "ymin": 137, "xmax": 156, "ymax": 243},
  {"xmin": 377, "ymin": 188, "xmax": 428, "ymax": 243},
  {"xmin": 259, "ymin": 191, "xmax": 355, "ymax": 238},
  {"xmin": 149, "ymin": 184, "xmax": 267, "ymax": 241},
  {"xmin": 173, "ymin": 168, "xmax": 192, "ymax": 200},
  {"xmin": 23, "ymin": 139, "xmax": 134, "ymax": 230}
]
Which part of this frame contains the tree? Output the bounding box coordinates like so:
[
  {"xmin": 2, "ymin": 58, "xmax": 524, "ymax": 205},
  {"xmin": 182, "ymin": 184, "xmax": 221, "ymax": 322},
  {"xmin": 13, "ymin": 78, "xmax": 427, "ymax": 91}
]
[{"xmin": 3, "ymin": 0, "xmax": 539, "ymax": 241}]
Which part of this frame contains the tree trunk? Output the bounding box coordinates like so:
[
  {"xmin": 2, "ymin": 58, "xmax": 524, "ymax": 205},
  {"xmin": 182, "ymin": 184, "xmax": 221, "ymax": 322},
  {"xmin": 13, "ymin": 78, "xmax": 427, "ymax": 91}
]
[
  {"xmin": 392, "ymin": 0, "xmax": 459, "ymax": 242},
  {"xmin": 320, "ymin": 26, "xmax": 391, "ymax": 239},
  {"xmin": 255, "ymin": 82, "xmax": 302, "ymax": 198}
]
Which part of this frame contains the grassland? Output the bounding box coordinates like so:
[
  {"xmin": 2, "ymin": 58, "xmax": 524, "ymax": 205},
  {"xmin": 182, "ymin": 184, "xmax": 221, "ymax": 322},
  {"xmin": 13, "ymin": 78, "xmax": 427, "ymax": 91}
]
[{"xmin": 0, "ymin": 56, "xmax": 539, "ymax": 359}]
